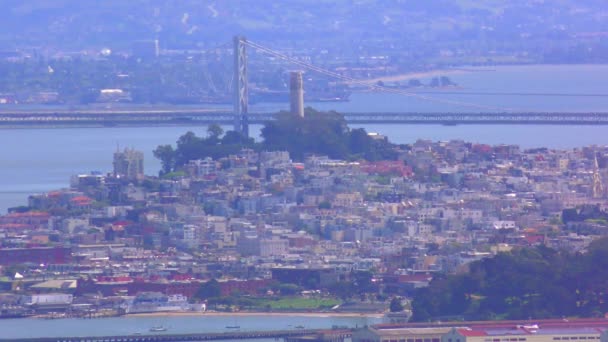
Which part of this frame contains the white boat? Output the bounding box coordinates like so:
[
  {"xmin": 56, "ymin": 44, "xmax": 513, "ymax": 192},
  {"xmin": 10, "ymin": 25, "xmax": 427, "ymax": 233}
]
[{"xmin": 149, "ymin": 326, "xmax": 168, "ymax": 332}]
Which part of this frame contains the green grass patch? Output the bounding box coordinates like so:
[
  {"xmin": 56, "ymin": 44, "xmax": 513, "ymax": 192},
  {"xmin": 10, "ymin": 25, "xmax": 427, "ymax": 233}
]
[{"xmin": 253, "ymin": 297, "xmax": 341, "ymax": 310}]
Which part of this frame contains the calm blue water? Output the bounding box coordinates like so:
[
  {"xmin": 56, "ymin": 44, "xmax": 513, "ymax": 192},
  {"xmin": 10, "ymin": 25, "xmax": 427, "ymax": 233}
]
[
  {"xmin": 1, "ymin": 64, "xmax": 608, "ymax": 213},
  {"xmin": 309, "ymin": 64, "xmax": 608, "ymax": 113},
  {"xmin": 0, "ymin": 314, "xmax": 380, "ymax": 339}
]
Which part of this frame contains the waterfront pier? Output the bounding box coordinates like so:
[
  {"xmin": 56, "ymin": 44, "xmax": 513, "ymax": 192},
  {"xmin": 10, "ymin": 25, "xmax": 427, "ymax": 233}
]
[{"xmin": 0, "ymin": 328, "xmax": 352, "ymax": 342}]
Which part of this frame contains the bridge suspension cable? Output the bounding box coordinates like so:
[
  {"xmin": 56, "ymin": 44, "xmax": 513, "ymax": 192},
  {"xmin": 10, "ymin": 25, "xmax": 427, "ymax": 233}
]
[{"xmin": 244, "ymin": 40, "xmax": 515, "ymax": 112}]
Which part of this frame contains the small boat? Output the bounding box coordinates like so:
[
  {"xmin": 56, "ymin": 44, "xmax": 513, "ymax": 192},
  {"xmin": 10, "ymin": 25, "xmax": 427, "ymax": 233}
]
[
  {"xmin": 150, "ymin": 326, "xmax": 168, "ymax": 332},
  {"xmin": 226, "ymin": 325, "xmax": 241, "ymax": 329},
  {"xmin": 295, "ymin": 325, "xmax": 305, "ymax": 329}
]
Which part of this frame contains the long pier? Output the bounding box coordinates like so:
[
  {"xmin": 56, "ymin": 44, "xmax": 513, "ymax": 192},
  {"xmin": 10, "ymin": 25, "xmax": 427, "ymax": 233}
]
[
  {"xmin": 2, "ymin": 110, "xmax": 608, "ymax": 126},
  {"xmin": 0, "ymin": 328, "xmax": 352, "ymax": 342}
]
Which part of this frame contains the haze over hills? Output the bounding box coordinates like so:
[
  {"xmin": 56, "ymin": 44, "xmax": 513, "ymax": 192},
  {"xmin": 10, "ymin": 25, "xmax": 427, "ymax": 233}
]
[{"xmin": 1, "ymin": 0, "xmax": 607, "ymax": 63}]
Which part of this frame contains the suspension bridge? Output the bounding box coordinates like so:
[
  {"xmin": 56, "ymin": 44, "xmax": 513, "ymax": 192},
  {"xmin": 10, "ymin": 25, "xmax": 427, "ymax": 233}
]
[
  {"xmin": 0, "ymin": 36, "xmax": 606, "ymax": 130},
  {"xmin": 2, "ymin": 110, "xmax": 608, "ymax": 126}
]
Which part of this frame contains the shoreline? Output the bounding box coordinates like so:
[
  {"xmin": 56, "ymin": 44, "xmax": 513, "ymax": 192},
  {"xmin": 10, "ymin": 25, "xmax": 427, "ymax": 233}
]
[
  {"xmin": 351, "ymin": 66, "xmax": 501, "ymax": 85},
  {"xmin": 353, "ymin": 63, "xmax": 605, "ymax": 85},
  {"xmin": 126, "ymin": 311, "xmax": 385, "ymax": 318},
  {"xmin": 356, "ymin": 69, "xmax": 470, "ymax": 84}
]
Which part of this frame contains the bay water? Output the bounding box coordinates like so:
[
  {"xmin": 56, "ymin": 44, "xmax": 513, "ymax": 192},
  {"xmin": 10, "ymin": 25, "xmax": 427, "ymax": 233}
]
[{"xmin": 0, "ymin": 313, "xmax": 381, "ymax": 339}]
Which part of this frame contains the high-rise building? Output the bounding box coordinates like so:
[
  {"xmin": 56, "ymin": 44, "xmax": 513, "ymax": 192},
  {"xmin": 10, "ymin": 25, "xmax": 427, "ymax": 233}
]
[
  {"xmin": 290, "ymin": 71, "xmax": 304, "ymax": 118},
  {"xmin": 593, "ymin": 154, "xmax": 604, "ymax": 198},
  {"xmin": 113, "ymin": 148, "xmax": 144, "ymax": 180}
]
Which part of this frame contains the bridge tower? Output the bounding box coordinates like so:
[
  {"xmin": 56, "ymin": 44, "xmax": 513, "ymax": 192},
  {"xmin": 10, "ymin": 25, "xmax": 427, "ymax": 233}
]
[{"xmin": 233, "ymin": 36, "xmax": 249, "ymax": 137}]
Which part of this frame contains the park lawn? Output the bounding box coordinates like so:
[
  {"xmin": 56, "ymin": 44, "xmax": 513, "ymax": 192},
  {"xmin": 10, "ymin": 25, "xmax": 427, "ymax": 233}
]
[{"xmin": 253, "ymin": 297, "xmax": 341, "ymax": 310}]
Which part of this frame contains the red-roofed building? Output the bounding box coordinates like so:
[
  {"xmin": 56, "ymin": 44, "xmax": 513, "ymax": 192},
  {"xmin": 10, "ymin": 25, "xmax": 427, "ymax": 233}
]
[
  {"xmin": 523, "ymin": 234, "xmax": 545, "ymax": 246},
  {"xmin": 472, "ymin": 144, "xmax": 492, "ymax": 154},
  {"xmin": 456, "ymin": 329, "xmax": 487, "ymax": 337},
  {"xmin": 0, "ymin": 223, "xmax": 30, "ymax": 230},
  {"xmin": 218, "ymin": 279, "xmax": 271, "ymax": 297},
  {"xmin": 70, "ymin": 196, "xmax": 92, "ymax": 210},
  {"xmin": 355, "ymin": 320, "xmax": 608, "ymax": 342},
  {"xmin": 443, "ymin": 322, "xmax": 608, "ymax": 342},
  {"xmin": 353, "ymin": 326, "xmax": 450, "ymax": 342}
]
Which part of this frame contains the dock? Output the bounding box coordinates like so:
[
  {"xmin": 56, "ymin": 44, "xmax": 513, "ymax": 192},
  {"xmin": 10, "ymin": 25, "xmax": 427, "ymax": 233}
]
[{"xmin": 0, "ymin": 328, "xmax": 353, "ymax": 342}]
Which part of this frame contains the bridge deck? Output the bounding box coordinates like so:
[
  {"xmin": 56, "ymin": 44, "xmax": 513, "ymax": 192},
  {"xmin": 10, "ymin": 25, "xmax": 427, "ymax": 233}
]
[{"xmin": 1, "ymin": 111, "xmax": 608, "ymax": 125}]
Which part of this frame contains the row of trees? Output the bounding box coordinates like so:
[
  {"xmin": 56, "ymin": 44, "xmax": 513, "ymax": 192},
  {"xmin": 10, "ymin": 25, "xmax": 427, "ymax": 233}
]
[
  {"xmin": 194, "ymin": 271, "xmax": 380, "ymax": 310},
  {"xmin": 153, "ymin": 109, "xmax": 399, "ymax": 175},
  {"xmin": 153, "ymin": 125, "xmax": 254, "ymax": 175},
  {"xmin": 411, "ymin": 238, "xmax": 608, "ymax": 321},
  {"xmin": 261, "ymin": 109, "xmax": 397, "ymax": 161}
]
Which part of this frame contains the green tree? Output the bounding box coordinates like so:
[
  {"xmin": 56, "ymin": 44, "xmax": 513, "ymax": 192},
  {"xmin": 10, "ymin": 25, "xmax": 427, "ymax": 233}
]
[
  {"xmin": 390, "ymin": 297, "xmax": 404, "ymax": 312},
  {"xmin": 261, "ymin": 109, "xmax": 349, "ymax": 160},
  {"xmin": 155, "ymin": 108, "xmax": 401, "ymax": 170},
  {"xmin": 348, "ymin": 128, "xmax": 373, "ymax": 156},
  {"xmin": 153, "ymin": 144, "xmax": 175, "ymax": 175},
  {"xmin": 276, "ymin": 283, "xmax": 302, "ymax": 295},
  {"xmin": 207, "ymin": 124, "xmax": 224, "ymax": 140},
  {"xmin": 329, "ymin": 281, "xmax": 355, "ymax": 301},
  {"xmin": 196, "ymin": 279, "xmax": 222, "ymax": 300},
  {"xmin": 410, "ymin": 245, "xmax": 603, "ymax": 321},
  {"xmin": 222, "ymin": 130, "xmax": 254, "ymax": 146}
]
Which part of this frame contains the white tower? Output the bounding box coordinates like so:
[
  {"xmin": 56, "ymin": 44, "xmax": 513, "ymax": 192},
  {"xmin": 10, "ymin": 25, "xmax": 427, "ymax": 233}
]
[{"xmin": 290, "ymin": 71, "xmax": 304, "ymax": 118}]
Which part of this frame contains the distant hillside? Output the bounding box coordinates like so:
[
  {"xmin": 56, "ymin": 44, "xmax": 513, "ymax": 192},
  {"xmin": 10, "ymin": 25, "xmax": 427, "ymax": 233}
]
[{"xmin": 1, "ymin": 0, "xmax": 607, "ymax": 59}]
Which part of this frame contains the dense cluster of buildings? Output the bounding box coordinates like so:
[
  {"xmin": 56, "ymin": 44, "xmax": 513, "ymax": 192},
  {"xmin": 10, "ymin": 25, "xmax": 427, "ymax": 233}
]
[{"xmin": 1, "ymin": 140, "xmax": 608, "ymax": 317}]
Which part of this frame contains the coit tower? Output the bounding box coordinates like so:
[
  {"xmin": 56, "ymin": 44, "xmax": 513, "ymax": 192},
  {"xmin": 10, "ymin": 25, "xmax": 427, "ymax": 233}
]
[{"xmin": 290, "ymin": 71, "xmax": 304, "ymax": 118}]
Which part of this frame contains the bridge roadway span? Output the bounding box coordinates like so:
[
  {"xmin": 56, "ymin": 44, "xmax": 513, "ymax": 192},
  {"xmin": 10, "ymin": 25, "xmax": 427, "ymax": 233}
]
[
  {"xmin": 2, "ymin": 110, "xmax": 608, "ymax": 125},
  {"xmin": 0, "ymin": 328, "xmax": 352, "ymax": 342}
]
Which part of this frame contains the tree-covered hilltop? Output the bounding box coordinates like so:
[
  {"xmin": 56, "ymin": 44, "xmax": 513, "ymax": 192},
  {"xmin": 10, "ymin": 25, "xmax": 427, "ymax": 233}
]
[
  {"xmin": 411, "ymin": 238, "xmax": 608, "ymax": 322},
  {"xmin": 261, "ymin": 108, "xmax": 397, "ymax": 161},
  {"xmin": 153, "ymin": 124, "xmax": 255, "ymax": 175},
  {"xmin": 153, "ymin": 109, "xmax": 398, "ymax": 174}
]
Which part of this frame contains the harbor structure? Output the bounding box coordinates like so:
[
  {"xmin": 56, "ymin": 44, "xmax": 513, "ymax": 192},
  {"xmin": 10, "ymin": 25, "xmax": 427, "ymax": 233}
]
[{"xmin": 354, "ymin": 320, "xmax": 608, "ymax": 342}]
